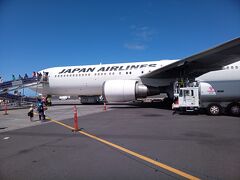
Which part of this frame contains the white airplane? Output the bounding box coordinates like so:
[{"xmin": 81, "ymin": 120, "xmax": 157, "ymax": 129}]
[{"xmin": 33, "ymin": 38, "xmax": 240, "ymax": 104}]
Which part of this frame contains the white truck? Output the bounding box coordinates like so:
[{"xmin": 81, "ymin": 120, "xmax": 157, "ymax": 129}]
[{"xmin": 172, "ymin": 81, "xmax": 240, "ymax": 116}]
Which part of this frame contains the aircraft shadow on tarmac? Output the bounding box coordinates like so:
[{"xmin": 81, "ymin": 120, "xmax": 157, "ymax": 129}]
[{"xmin": 109, "ymin": 102, "xmax": 172, "ymax": 110}]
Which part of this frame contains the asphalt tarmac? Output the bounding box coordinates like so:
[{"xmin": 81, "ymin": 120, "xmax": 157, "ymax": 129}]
[{"xmin": 0, "ymin": 104, "xmax": 240, "ymax": 180}]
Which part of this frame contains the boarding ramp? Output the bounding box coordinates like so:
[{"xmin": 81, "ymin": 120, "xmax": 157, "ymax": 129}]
[
  {"xmin": 0, "ymin": 76, "xmax": 48, "ymax": 94},
  {"xmin": 0, "ymin": 76, "xmax": 49, "ymax": 110}
]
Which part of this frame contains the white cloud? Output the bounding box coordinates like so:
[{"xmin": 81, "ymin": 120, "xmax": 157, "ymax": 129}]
[
  {"xmin": 124, "ymin": 25, "xmax": 156, "ymax": 50},
  {"xmin": 136, "ymin": 29, "xmax": 154, "ymax": 41},
  {"xmin": 129, "ymin": 25, "xmax": 156, "ymax": 41},
  {"xmin": 124, "ymin": 43, "xmax": 146, "ymax": 50}
]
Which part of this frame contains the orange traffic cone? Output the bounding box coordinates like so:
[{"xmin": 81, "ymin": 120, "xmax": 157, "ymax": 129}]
[
  {"xmin": 72, "ymin": 105, "xmax": 79, "ymax": 132},
  {"xmin": 103, "ymin": 102, "xmax": 107, "ymax": 111},
  {"xmin": 4, "ymin": 103, "xmax": 8, "ymax": 115}
]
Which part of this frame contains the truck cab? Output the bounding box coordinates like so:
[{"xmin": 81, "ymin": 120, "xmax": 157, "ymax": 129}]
[
  {"xmin": 172, "ymin": 85, "xmax": 200, "ymax": 112},
  {"xmin": 172, "ymin": 80, "xmax": 240, "ymax": 116}
]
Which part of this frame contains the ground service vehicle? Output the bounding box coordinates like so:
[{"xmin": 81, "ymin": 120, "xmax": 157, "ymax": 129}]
[{"xmin": 172, "ymin": 81, "xmax": 240, "ymax": 116}]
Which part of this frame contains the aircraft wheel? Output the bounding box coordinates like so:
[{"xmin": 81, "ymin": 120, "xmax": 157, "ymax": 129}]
[
  {"xmin": 228, "ymin": 103, "xmax": 240, "ymax": 116},
  {"xmin": 207, "ymin": 104, "xmax": 222, "ymax": 115}
]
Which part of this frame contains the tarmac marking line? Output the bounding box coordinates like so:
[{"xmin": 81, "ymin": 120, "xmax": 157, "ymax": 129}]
[
  {"xmin": 49, "ymin": 118, "xmax": 75, "ymax": 130},
  {"xmin": 47, "ymin": 117, "xmax": 200, "ymax": 180},
  {"xmin": 33, "ymin": 113, "xmax": 74, "ymax": 130}
]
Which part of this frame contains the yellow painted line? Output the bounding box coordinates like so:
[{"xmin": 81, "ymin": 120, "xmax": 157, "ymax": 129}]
[
  {"xmin": 46, "ymin": 116, "xmax": 200, "ymax": 180},
  {"xmin": 49, "ymin": 118, "xmax": 75, "ymax": 130},
  {"xmin": 78, "ymin": 130, "xmax": 200, "ymax": 180},
  {"xmin": 34, "ymin": 113, "xmax": 74, "ymax": 130}
]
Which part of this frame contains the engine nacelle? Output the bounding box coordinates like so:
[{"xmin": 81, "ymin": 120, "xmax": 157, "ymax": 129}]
[{"xmin": 102, "ymin": 80, "xmax": 149, "ymax": 102}]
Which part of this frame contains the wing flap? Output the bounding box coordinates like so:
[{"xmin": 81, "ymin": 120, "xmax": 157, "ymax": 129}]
[{"xmin": 142, "ymin": 37, "xmax": 240, "ymax": 79}]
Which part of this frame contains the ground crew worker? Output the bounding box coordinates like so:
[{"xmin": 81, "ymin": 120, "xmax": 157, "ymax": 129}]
[
  {"xmin": 28, "ymin": 104, "xmax": 34, "ymax": 121},
  {"xmin": 179, "ymin": 78, "xmax": 184, "ymax": 87},
  {"xmin": 37, "ymin": 99, "xmax": 45, "ymax": 121}
]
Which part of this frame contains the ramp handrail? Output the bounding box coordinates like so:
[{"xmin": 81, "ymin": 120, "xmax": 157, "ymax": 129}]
[{"xmin": 0, "ymin": 76, "xmax": 48, "ymax": 94}]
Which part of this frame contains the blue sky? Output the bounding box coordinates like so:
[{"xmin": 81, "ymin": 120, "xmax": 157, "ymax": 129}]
[{"xmin": 0, "ymin": 0, "xmax": 240, "ymax": 81}]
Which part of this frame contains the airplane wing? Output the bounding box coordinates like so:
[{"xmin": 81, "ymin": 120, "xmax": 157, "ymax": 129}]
[{"xmin": 141, "ymin": 37, "xmax": 240, "ymax": 79}]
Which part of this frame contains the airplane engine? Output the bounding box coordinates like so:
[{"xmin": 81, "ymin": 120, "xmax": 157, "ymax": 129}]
[{"xmin": 103, "ymin": 80, "xmax": 159, "ymax": 102}]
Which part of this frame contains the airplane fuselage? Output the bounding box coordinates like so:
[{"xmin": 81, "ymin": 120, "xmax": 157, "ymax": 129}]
[
  {"xmin": 36, "ymin": 60, "xmax": 177, "ymax": 95},
  {"xmin": 34, "ymin": 60, "xmax": 240, "ymax": 97}
]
